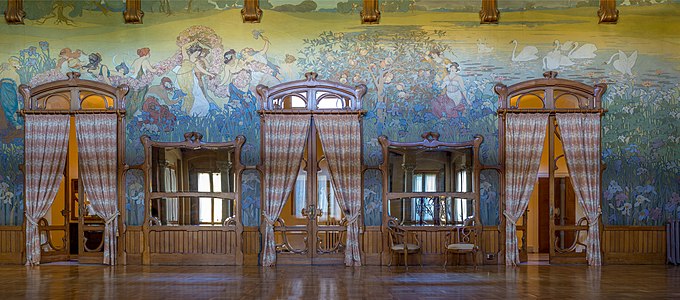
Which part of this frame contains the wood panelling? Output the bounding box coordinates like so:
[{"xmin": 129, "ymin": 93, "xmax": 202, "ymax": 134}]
[
  {"xmin": 123, "ymin": 226, "xmax": 142, "ymax": 265},
  {"xmin": 603, "ymin": 226, "xmax": 665, "ymax": 265},
  {"xmin": 481, "ymin": 227, "xmax": 500, "ymax": 264},
  {"xmin": 362, "ymin": 226, "xmax": 382, "ymax": 265},
  {"xmin": 146, "ymin": 227, "xmax": 241, "ymax": 265},
  {"xmin": 0, "ymin": 227, "xmax": 23, "ymax": 264}
]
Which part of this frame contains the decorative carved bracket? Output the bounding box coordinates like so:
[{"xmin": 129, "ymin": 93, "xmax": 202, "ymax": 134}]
[
  {"xmin": 124, "ymin": 0, "xmax": 144, "ymax": 24},
  {"xmin": 242, "ymin": 0, "xmax": 263, "ymax": 23},
  {"xmin": 479, "ymin": 0, "xmax": 499, "ymax": 24},
  {"xmin": 361, "ymin": 0, "xmax": 380, "ymax": 24},
  {"xmin": 5, "ymin": 0, "xmax": 25, "ymax": 24},
  {"xmin": 598, "ymin": 0, "xmax": 618, "ymax": 24},
  {"xmin": 421, "ymin": 132, "xmax": 441, "ymax": 142},
  {"xmin": 183, "ymin": 132, "xmax": 204, "ymax": 144}
]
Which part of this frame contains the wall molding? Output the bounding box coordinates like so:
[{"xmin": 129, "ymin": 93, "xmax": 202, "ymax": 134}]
[
  {"xmin": 598, "ymin": 0, "xmax": 619, "ymax": 24},
  {"xmin": 480, "ymin": 0, "xmax": 499, "ymax": 24},
  {"xmin": 361, "ymin": 0, "xmax": 380, "ymax": 24},
  {"xmin": 241, "ymin": 0, "xmax": 263, "ymax": 23},
  {"xmin": 4, "ymin": 0, "xmax": 25, "ymax": 24},
  {"xmin": 124, "ymin": 0, "xmax": 144, "ymax": 24}
]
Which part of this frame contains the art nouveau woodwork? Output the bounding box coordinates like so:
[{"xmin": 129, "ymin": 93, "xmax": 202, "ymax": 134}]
[
  {"xmin": 19, "ymin": 71, "xmax": 128, "ymax": 265},
  {"xmin": 4, "ymin": 0, "xmax": 25, "ymax": 24},
  {"xmin": 256, "ymin": 73, "xmax": 366, "ymax": 265},
  {"xmin": 598, "ymin": 0, "xmax": 619, "ymax": 24},
  {"xmin": 139, "ymin": 132, "xmax": 246, "ymax": 265},
  {"xmin": 480, "ymin": 0, "xmax": 500, "ymax": 24},
  {"xmin": 241, "ymin": 0, "xmax": 263, "ymax": 23},
  {"xmin": 361, "ymin": 0, "xmax": 380, "ymax": 24},
  {"xmin": 495, "ymin": 71, "xmax": 606, "ymax": 264},
  {"xmin": 602, "ymin": 226, "xmax": 666, "ymax": 264},
  {"xmin": 0, "ymin": 226, "xmax": 23, "ymax": 264},
  {"xmin": 124, "ymin": 0, "xmax": 144, "ymax": 24},
  {"xmin": 378, "ymin": 132, "xmax": 484, "ymax": 265}
]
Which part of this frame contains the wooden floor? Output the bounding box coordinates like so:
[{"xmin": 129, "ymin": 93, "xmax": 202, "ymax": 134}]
[{"xmin": 0, "ymin": 263, "xmax": 678, "ymax": 299}]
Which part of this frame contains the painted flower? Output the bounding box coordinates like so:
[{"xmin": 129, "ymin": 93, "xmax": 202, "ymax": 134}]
[
  {"xmin": 635, "ymin": 167, "xmax": 648, "ymax": 176},
  {"xmin": 39, "ymin": 41, "xmax": 49, "ymax": 52},
  {"xmin": 634, "ymin": 195, "xmax": 650, "ymax": 207},
  {"xmin": 618, "ymin": 202, "xmax": 632, "ymax": 216},
  {"xmin": 359, "ymin": 49, "xmax": 368, "ymax": 56},
  {"xmin": 650, "ymin": 207, "xmax": 662, "ymax": 221},
  {"xmin": 638, "ymin": 209, "xmax": 649, "ymax": 222},
  {"xmin": 641, "ymin": 81, "xmax": 653, "ymax": 88}
]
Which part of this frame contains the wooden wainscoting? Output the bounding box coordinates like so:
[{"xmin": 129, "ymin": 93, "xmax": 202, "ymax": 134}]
[
  {"xmin": 146, "ymin": 226, "xmax": 242, "ymax": 265},
  {"xmin": 0, "ymin": 226, "xmax": 23, "ymax": 264},
  {"xmin": 123, "ymin": 226, "xmax": 143, "ymax": 265},
  {"xmin": 243, "ymin": 226, "xmax": 260, "ymax": 266},
  {"xmin": 603, "ymin": 226, "xmax": 666, "ymax": 265},
  {"xmin": 362, "ymin": 226, "xmax": 382, "ymax": 265},
  {"xmin": 481, "ymin": 226, "xmax": 501, "ymax": 265}
]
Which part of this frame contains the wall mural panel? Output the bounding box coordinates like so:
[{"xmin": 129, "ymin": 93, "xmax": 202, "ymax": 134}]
[{"xmin": 0, "ymin": 3, "xmax": 678, "ymax": 227}]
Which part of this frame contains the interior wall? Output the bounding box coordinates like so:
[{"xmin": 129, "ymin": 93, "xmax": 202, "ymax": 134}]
[{"xmin": 0, "ymin": 2, "xmax": 677, "ymax": 229}]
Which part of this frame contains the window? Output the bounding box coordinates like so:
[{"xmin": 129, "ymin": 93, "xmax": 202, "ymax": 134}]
[
  {"xmin": 198, "ymin": 172, "xmax": 225, "ymax": 225},
  {"xmin": 412, "ymin": 172, "xmax": 438, "ymax": 223},
  {"xmin": 164, "ymin": 167, "xmax": 178, "ymax": 224}
]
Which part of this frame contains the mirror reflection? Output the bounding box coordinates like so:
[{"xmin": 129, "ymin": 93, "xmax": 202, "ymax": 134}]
[
  {"xmin": 151, "ymin": 146, "xmax": 236, "ymax": 193},
  {"xmin": 388, "ymin": 197, "xmax": 475, "ymax": 226},
  {"xmin": 150, "ymin": 197, "xmax": 236, "ymax": 226},
  {"xmin": 387, "ymin": 147, "xmax": 473, "ymax": 193}
]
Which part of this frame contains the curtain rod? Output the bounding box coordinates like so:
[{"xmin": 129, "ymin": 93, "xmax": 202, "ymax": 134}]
[
  {"xmin": 19, "ymin": 109, "xmax": 126, "ymax": 116},
  {"xmin": 257, "ymin": 109, "xmax": 366, "ymax": 116},
  {"xmin": 497, "ymin": 108, "xmax": 606, "ymax": 115}
]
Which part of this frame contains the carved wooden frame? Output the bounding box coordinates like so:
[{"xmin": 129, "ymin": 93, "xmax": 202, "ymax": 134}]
[
  {"xmin": 124, "ymin": 0, "xmax": 144, "ymax": 24},
  {"xmin": 494, "ymin": 71, "xmax": 607, "ymax": 265},
  {"xmin": 19, "ymin": 72, "xmax": 129, "ymax": 264},
  {"xmin": 361, "ymin": 0, "xmax": 380, "ymax": 24},
  {"xmin": 480, "ymin": 0, "xmax": 499, "ymax": 24},
  {"xmin": 241, "ymin": 0, "xmax": 263, "ymax": 23},
  {"xmin": 598, "ymin": 0, "xmax": 619, "ymax": 24},
  {"xmin": 139, "ymin": 132, "xmax": 246, "ymax": 265},
  {"xmin": 5, "ymin": 0, "xmax": 25, "ymax": 24}
]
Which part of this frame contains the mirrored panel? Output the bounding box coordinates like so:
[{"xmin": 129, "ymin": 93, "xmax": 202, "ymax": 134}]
[
  {"xmin": 150, "ymin": 197, "xmax": 236, "ymax": 226},
  {"xmin": 387, "ymin": 197, "xmax": 475, "ymax": 226},
  {"xmin": 387, "ymin": 147, "xmax": 473, "ymax": 193},
  {"xmin": 151, "ymin": 147, "xmax": 236, "ymax": 193}
]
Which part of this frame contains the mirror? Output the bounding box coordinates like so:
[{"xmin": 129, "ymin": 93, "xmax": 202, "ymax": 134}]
[
  {"xmin": 387, "ymin": 197, "xmax": 475, "ymax": 226},
  {"xmin": 387, "ymin": 146, "xmax": 473, "ymax": 193},
  {"xmin": 150, "ymin": 197, "xmax": 236, "ymax": 226},
  {"xmin": 151, "ymin": 146, "xmax": 236, "ymax": 193}
]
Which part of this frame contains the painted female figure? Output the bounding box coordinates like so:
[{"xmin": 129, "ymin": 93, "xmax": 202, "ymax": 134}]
[
  {"xmin": 176, "ymin": 41, "xmax": 216, "ymax": 116},
  {"xmin": 130, "ymin": 47, "xmax": 157, "ymax": 79},
  {"xmin": 432, "ymin": 62, "xmax": 468, "ymax": 119}
]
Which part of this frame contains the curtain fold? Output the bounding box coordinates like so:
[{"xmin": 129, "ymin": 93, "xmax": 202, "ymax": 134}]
[
  {"xmin": 261, "ymin": 114, "xmax": 310, "ymax": 266},
  {"xmin": 24, "ymin": 115, "xmax": 70, "ymax": 266},
  {"xmin": 504, "ymin": 113, "xmax": 548, "ymax": 266},
  {"xmin": 314, "ymin": 115, "xmax": 362, "ymax": 266},
  {"xmin": 76, "ymin": 114, "xmax": 119, "ymax": 265},
  {"xmin": 556, "ymin": 113, "xmax": 602, "ymax": 266}
]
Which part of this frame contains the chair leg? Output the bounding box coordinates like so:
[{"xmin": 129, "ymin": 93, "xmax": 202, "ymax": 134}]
[
  {"xmin": 443, "ymin": 251, "xmax": 448, "ymax": 268},
  {"xmin": 404, "ymin": 249, "xmax": 408, "ymax": 270},
  {"xmin": 388, "ymin": 251, "xmax": 393, "ymax": 267},
  {"xmin": 419, "ymin": 251, "xmax": 423, "ymax": 267}
]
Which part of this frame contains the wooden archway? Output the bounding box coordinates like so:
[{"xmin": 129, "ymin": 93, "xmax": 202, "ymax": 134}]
[{"xmin": 495, "ymin": 71, "xmax": 606, "ymax": 264}]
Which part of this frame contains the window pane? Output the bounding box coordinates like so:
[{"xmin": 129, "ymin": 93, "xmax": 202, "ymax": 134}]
[
  {"xmin": 212, "ymin": 173, "xmax": 222, "ymax": 193},
  {"xmin": 199, "ymin": 197, "xmax": 212, "ymax": 223},
  {"xmin": 198, "ymin": 173, "xmax": 211, "ymax": 192},
  {"xmin": 294, "ymin": 171, "xmax": 306, "ymax": 218},
  {"xmin": 213, "ymin": 198, "xmax": 222, "ymax": 223}
]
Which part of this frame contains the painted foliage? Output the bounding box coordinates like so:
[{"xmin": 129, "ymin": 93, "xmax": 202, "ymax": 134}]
[{"xmin": 0, "ymin": 4, "xmax": 678, "ymax": 227}]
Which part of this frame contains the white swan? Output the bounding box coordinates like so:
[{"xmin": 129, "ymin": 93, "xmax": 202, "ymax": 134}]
[
  {"xmin": 477, "ymin": 39, "xmax": 494, "ymax": 54},
  {"xmin": 510, "ymin": 40, "xmax": 539, "ymax": 62},
  {"xmin": 543, "ymin": 40, "xmax": 574, "ymax": 70},
  {"xmin": 606, "ymin": 50, "xmax": 638, "ymax": 76},
  {"xmin": 568, "ymin": 42, "xmax": 598, "ymax": 59}
]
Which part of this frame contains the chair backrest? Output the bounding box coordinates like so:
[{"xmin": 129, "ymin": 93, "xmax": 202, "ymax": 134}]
[
  {"xmin": 387, "ymin": 218, "xmax": 405, "ymax": 246},
  {"xmin": 451, "ymin": 226, "xmax": 477, "ymax": 245}
]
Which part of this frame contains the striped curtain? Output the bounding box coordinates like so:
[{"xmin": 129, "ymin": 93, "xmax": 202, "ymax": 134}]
[
  {"xmin": 24, "ymin": 115, "xmax": 70, "ymax": 266},
  {"xmin": 315, "ymin": 114, "xmax": 362, "ymax": 266},
  {"xmin": 556, "ymin": 113, "xmax": 602, "ymax": 266},
  {"xmin": 261, "ymin": 114, "xmax": 310, "ymax": 266},
  {"xmin": 504, "ymin": 113, "xmax": 548, "ymax": 266},
  {"xmin": 76, "ymin": 114, "xmax": 119, "ymax": 265}
]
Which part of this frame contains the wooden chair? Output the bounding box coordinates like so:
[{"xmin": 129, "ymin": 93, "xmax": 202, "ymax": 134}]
[
  {"xmin": 387, "ymin": 218, "xmax": 422, "ymax": 269},
  {"xmin": 443, "ymin": 225, "xmax": 479, "ymax": 268}
]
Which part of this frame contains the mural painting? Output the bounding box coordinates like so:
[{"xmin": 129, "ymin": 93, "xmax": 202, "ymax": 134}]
[{"xmin": 0, "ymin": 1, "xmax": 678, "ymax": 228}]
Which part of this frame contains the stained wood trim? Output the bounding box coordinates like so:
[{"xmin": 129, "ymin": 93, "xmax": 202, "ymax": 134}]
[
  {"xmin": 361, "ymin": 0, "xmax": 380, "ymax": 24},
  {"xmin": 386, "ymin": 192, "xmax": 478, "ymax": 199},
  {"xmin": 604, "ymin": 226, "xmax": 665, "ymax": 231},
  {"xmin": 124, "ymin": 0, "xmax": 144, "ymax": 24},
  {"xmin": 4, "ymin": 0, "xmax": 25, "ymax": 24},
  {"xmin": 598, "ymin": 0, "xmax": 618, "ymax": 24},
  {"xmin": 241, "ymin": 0, "xmax": 262, "ymax": 23},
  {"xmin": 480, "ymin": 0, "xmax": 499, "ymax": 24}
]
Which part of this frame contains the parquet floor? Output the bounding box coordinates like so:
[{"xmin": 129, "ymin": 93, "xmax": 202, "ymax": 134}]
[{"xmin": 0, "ymin": 264, "xmax": 678, "ymax": 299}]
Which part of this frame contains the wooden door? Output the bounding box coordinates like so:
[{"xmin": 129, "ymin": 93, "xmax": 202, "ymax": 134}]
[{"xmin": 274, "ymin": 125, "xmax": 346, "ymax": 265}]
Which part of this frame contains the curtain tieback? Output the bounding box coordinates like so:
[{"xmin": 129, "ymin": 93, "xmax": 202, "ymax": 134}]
[
  {"xmin": 346, "ymin": 213, "xmax": 361, "ymax": 225},
  {"xmin": 104, "ymin": 212, "xmax": 120, "ymax": 225},
  {"xmin": 503, "ymin": 211, "xmax": 517, "ymax": 222},
  {"xmin": 25, "ymin": 214, "xmax": 40, "ymax": 227}
]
